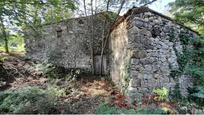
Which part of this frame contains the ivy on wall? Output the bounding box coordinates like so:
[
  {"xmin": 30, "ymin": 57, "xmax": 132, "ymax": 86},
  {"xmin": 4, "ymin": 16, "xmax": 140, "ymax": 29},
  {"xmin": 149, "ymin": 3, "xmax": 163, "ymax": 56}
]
[{"xmin": 169, "ymin": 29, "xmax": 204, "ymax": 105}]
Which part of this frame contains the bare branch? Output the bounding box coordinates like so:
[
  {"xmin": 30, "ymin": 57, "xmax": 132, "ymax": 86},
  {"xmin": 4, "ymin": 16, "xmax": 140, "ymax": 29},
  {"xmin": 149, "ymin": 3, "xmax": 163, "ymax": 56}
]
[
  {"xmin": 100, "ymin": 0, "xmax": 126, "ymax": 75},
  {"xmin": 83, "ymin": 0, "xmax": 87, "ymax": 16},
  {"xmin": 106, "ymin": 0, "xmax": 110, "ymax": 11}
]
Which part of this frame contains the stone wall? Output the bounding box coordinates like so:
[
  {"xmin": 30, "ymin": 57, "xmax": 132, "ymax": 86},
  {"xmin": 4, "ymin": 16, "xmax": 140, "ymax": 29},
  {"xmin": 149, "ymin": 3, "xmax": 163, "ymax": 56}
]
[
  {"xmin": 110, "ymin": 20, "xmax": 132, "ymax": 92},
  {"xmin": 25, "ymin": 7, "xmax": 199, "ymax": 99},
  {"xmin": 110, "ymin": 10, "xmax": 198, "ymax": 99},
  {"xmin": 25, "ymin": 13, "xmax": 112, "ymax": 73}
]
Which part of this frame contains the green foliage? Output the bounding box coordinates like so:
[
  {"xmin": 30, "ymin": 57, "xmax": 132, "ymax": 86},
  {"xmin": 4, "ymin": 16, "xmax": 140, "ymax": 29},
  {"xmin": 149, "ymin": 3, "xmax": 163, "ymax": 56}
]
[
  {"xmin": 43, "ymin": 0, "xmax": 76, "ymax": 24},
  {"xmin": 0, "ymin": 34, "xmax": 25, "ymax": 52},
  {"xmin": 177, "ymin": 47, "xmax": 193, "ymax": 73},
  {"xmin": 0, "ymin": 0, "xmax": 77, "ymax": 53},
  {"xmin": 179, "ymin": 32, "xmax": 191, "ymax": 45},
  {"xmin": 120, "ymin": 54, "xmax": 131, "ymax": 93},
  {"xmin": 101, "ymin": 11, "xmax": 118, "ymax": 23},
  {"xmin": 96, "ymin": 102, "xmax": 166, "ymax": 114},
  {"xmin": 0, "ymin": 86, "xmax": 65, "ymax": 113},
  {"xmin": 136, "ymin": 107, "xmax": 166, "ymax": 114},
  {"xmin": 169, "ymin": 0, "xmax": 204, "ymax": 34},
  {"xmin": 33, "ymin": 62, "xmax": 80, "ymax": 81},
  {"xmin": 0, "ymin": 55, "xmax": 7, "ymax": 62},
  {"xmin": 47, "ymin": 85, "xmax": 66, "ymax": 97},
  {"xmin": 170, "ymin": 83, "xmax": 182, "ymax": 101},
  {"xmin": 188, "ymin": 86, "xmax": 204, "ymax": 106},
  {"xmin": 169, "ymin": 70, "xmax": 182, "ymax": 79},
  {"xmin": 189, "ymin": 66, "xmax": 204, "ymax": 81},
  {"xmin": 96, "ymin": 102, "xmax": 137, "ymax": 114},
  {"xmin": 34, "ymin": 63, "xmax": 55, "ymax": 75},
  {"xmin": 169, "ymin": 32, "xmax": 193, "ymax": 79},
  {"xmin": 8, "ymin": 35, "xmax": 25, "ymax": 52},
  {"xmin": 169, "ymin": 35, "xmax": 204, "ymax": 105},
  {"xmin": 174, "ymin": 36, "xmax": 204, "ymax": 105},
  {"xmin": 191, "ymin": 86, "xmax": 204, "ymax": 99},
  {"xmin": 153, "ymin": 87, "xmax": 169, "ymax": 101}
]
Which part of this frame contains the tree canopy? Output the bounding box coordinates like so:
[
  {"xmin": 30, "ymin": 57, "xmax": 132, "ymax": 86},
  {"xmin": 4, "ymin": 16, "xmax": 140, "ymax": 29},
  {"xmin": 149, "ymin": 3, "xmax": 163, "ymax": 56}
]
[
  {"xmin": 169, "ymin": 0, "xmax": 204, "ymax": 34},
  {"xmin": 0, "ymin": 0, "xmax": 77, "ymax": 52}
]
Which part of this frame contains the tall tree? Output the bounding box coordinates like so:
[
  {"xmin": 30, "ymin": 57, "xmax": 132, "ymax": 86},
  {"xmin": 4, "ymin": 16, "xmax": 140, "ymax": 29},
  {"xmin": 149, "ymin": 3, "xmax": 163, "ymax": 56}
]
[
  {"xmin": 169, "ymin": 0, "xmax": 204, "ymax": 34},
  {"xmin": 170, "ymin": 0, "xmax": 204, "ymax": 103},
  {"xmin": 0, "ymin": 0, "xmax": 77, "ymax": 53},
  {"xmin": 0, "ymin": 17, "xmax": 9, "ymax": 53}
]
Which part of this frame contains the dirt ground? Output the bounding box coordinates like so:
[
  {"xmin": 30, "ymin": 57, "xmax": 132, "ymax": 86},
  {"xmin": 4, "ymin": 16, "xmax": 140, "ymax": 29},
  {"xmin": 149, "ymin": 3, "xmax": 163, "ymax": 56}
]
[
  {"xmin": 0, "ymin": 52, "xmax": 120, "ymax": 113},
  {"xmin": 2, "ymin": 52, "xmax": 191, "ymax": 114}
]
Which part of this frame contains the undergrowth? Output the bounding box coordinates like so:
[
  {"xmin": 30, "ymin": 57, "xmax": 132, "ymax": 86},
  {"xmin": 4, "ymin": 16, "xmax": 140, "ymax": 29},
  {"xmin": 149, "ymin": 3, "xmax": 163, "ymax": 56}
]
[
  {"xmin": 96, "ymin": 102, "xmax": 166, "ymax": 114},
  {"xmin": 171, "ymin": 35, "xmax": 204, "ymax": 106},
  {"xmin": 0, "ymin": 86, "xmax": 65, "ymax": 113},
  {"xmin": 186, "ymin": 37, "xmax": 204, "ymax": 106}
]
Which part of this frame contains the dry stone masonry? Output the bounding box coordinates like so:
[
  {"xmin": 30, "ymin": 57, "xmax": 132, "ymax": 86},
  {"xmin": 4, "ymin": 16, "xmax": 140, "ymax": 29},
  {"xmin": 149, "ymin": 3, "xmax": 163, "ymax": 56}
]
[
  {"xmin": 25, "ymin": 13, "xmax": 112, "ymax": 74},
  {"xmin": 25, "ymin": 7, "xmax": 199, "ymax": 100},
  {"xmin": 110, "ymin": 7, "xmax": 198, "ymax": 100}
]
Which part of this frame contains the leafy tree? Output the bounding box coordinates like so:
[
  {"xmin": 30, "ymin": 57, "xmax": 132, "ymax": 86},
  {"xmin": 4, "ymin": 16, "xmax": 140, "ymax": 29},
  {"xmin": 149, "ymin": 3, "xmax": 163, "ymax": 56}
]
[
  {"xmin": 169, "ymin": 0, "xmax": 204, "ymax": 34},
  {"xmin": 0, "ymin": 0, "xmax": 43, "ymax": 52},
  {"xmin": 0, "ymin": 0, "xmax": 77, "ymax": 53},
  {"xmin": 170, "ymin": 0, "xmax": 204, "ymax": 105}
]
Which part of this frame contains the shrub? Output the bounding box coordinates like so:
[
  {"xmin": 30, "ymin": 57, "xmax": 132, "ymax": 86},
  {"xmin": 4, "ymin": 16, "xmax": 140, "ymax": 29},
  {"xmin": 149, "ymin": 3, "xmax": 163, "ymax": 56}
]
[
  {"xmin": 96, "ymin": 102, "xmax": 166, "ymax": 114},
  {"xmin": 0, "ymin": 55, "xmax": 8, "ymax": 62},
  {"xmin": 34, "ymin": 63, "xmax": 55, "ymax": 76},
  {"xmin": 153, "ymin": 87, "xmax": 169, "ymax": 101},
  {"xmin": 189, "ymin": 86, "xmax": 204, "ymax": 106},
  {"xmin": 0, "ymin": 86, "xmax": 63, "ymax": 113},
  {"xmin": 40, "ymin": 63, "xmax": 81, "ymax": 81},
  {"xmin": 96, "ymin": 102, "xmax": 136, "ymax": 114},
  {"xmin": 136, "ymin": 107, "xmax": 166, "ymax": 114},
  {"xmin": 187, "ymin": 37, "xmax": 204, "ymax": 105},
  {"xmin": 46, "ymin": 85, "xmax": 66, "ymax": 97}
]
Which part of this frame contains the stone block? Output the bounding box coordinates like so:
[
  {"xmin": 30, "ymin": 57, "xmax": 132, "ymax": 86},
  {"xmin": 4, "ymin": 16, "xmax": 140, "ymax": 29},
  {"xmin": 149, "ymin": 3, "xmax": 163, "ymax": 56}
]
[
  {"xmin": 131, "ymin": 50, "xmax": 147, "ymax": 59},
  {"xmin": 131, "ymin": 58, "xmax": 139, "ymax": 65},
  {"xmin": 129, "ymin": 78, "xmax": 142, "ymax": 88}
]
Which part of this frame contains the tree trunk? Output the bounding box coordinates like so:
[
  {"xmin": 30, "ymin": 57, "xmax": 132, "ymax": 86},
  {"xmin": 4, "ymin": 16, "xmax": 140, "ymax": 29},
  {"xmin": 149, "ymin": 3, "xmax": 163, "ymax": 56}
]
[
  {"xmin": 100, "ymin": 0, "xmax": 110, "ymax": 75},
  {"xmin": 0, "ymin": 17, "xmax": 9, "ymax": 53},
  {"xmin": 100, "ymin": 0, "xmax": 125, "ymax": 75},
  {"xmin": 83, "ymin": 0, "xmax": 87, "ymax": 16},
  {"xmin": 90, "ymin": 0, "xmax": 95, "ymax": 74}
]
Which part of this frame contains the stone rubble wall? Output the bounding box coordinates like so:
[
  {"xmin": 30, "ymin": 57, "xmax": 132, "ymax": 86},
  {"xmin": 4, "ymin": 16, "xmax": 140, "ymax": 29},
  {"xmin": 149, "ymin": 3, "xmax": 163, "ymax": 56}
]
[
  {"xmin": 25, "ymin": 14, "xmax": 111, "ymax": 73},
  {"xmin": 25, "ymin": 8, "xmax": 198, "ymax": 99},
  {"xmin": 110, "ymin": 11, "xmax": 198, "ymax": 99}
]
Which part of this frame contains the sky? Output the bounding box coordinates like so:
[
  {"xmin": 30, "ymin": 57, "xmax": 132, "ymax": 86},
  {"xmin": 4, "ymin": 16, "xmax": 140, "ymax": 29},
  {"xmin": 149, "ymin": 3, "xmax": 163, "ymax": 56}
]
[
  {"xmin": 149, "ymin": 0, "xmax": 175, "ymax": 13},
  {"xmin": 76, "ymin": 0, "xmax": 176, "ymax": 17}
]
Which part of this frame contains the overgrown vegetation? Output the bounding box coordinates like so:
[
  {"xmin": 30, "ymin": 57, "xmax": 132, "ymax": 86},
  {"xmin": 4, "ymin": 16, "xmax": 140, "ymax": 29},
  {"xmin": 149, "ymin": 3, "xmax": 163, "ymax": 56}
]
[
  {"xmin": 169, "ymin": 0, "xmax": 204, "ymax": 106},
  {"xmin": 169, "ymin": 0, "xmax": 204, "ymax": 34},
  {"xmin": 0, "ymin": 86, "xmax": 62, "ymax": 113},
  {"xmin": 0, "ymin": 34, "xmax": 25, "ymax": 53},
  {"xmin": 96, "ymin": 102, "xmax": 137, "ymax": 114},
  {"xmin": 170, "ymin": 34, "xmax": 204, "ymax": 106},
  {"xmin": 0, "ymin": 0, "xmax": 204, "ymax": 114},
  {"xmin": 187, "ymin": 37, "xmax": 204, "ymax": 106},
  {"xmin": 96, "ymin": 102, "xmax": 167, "ymax": 114},
  {"xmin": 153, "ymin": 87, "xmax": 169, "ymax": 101}
]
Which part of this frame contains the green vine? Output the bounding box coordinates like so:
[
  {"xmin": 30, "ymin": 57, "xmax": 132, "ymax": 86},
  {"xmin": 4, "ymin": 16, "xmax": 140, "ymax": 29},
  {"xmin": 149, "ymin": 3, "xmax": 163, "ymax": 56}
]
[
  {"xmin": 120, "ymin": 52, "xmax": 131, "ymax": 94},
  {"xmin": 122, "ymin": 58, "xmax": 131, "ymax": 93},
  {"xmin": 169, "ymin": 31, "xmax": 193, "ymax": 79},
  {"xmin": 170, "ymin": 32, "xmax": 204, "ymax": 105}
]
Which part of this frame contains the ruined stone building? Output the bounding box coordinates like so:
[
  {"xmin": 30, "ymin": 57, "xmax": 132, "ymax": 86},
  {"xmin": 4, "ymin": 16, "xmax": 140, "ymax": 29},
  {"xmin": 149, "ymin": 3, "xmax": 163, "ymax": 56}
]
[{"xmin": 25, "ymin": 7, "xmax": 198, "ymax": 99}]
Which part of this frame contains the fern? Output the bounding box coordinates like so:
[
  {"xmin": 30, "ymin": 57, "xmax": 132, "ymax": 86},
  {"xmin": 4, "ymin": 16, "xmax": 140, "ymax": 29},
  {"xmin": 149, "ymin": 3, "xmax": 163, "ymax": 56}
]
[
  {"xmin": 0, "ymin": 86, "xmax": 63, "ymax": 113},
  {"xmin": 191, "ymin": 86, "xmax": 204, "ymax": 98},
  {"xmin": 96, "ymin": 102, "xmax": 137, "ymax": 114},
  {"xmin": 153, "ymin": 87, "xmax": 169, "ymax": 101}
]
